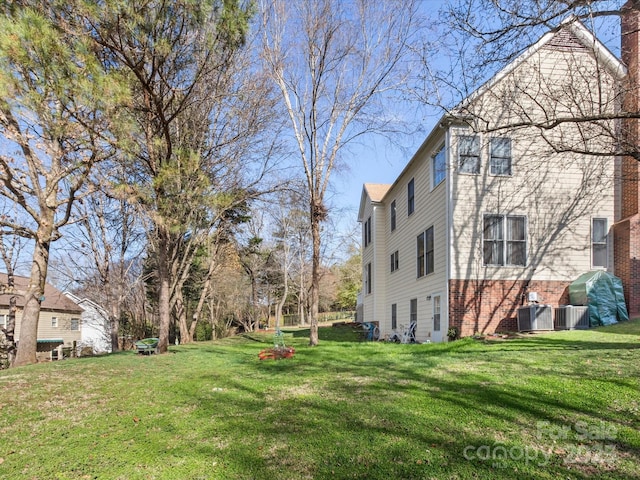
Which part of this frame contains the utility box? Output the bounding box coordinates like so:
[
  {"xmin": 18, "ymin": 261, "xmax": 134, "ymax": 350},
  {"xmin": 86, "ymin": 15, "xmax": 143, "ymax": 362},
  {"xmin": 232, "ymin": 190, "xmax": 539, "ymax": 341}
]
[
  {"xmin": 554, "ymin": 305, "xmax": 590, "ymax": 330},
  {"xmin": 517, "ymin": 305, "xmax": 553, "ymax": 332}
]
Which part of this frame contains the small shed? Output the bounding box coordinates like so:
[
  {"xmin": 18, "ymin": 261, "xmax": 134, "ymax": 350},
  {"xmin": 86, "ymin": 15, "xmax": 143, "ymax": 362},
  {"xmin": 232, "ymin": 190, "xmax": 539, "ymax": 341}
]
[{"xmin": 568, "ymin": 271, "xmax": 629, "ymax": 327}]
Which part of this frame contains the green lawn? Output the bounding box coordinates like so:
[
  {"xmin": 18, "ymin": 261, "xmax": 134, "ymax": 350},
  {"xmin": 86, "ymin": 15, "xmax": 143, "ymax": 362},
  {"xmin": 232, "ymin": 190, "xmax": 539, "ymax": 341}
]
[{"xmin": 1, "ymin": 321, "xmax": 639, "ymax": 479}]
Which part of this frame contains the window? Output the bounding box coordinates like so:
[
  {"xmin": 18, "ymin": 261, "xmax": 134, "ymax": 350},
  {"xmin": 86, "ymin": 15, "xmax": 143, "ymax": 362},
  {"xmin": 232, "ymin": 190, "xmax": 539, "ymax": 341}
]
[
  {"xmin": 0, "ymin": 315, "xmax": 6, "ymax": 329},
  {"xmin": 391, "ymin": 304, "xmax": 397, "ymax": 330},
  {"xmin": 433, "ymin": 295, "xmax": 441, "ymax": 332},
  {"xmin": 490, "ymin": 137, "xmax": 512, "ymax": 176},
  {"xmin": 407, "ymin": 178, "xmax": 415, "ymax": 215},
  {"xmin": 390, "ymin": 250, "xmax": 399, "ymax": 272},
  {"xmin": 483, "ymin": 215, "xmax": 527, "ymax": 266},
  {"xmin": 417, "ymin": 232, "xmax": 425, "ymax": 277},
  {"xmin": 458, "ymin": 135, "xmax": 480, "ymax": 174},
  {"xmin": 432, "ymin": 144, "xmax": 446, "ymax": 186},
  {"xmin": 51, "ymin": 317, "xmax": 58, "ymax": 328},
  {"xmin": 410, "ymin": 299, "xmax": 417, "ymax": 325},
  {"xmin": 365, "ymin": 262, "xmax": 372, "ymax": 294},
  {"xmin": 391, "ymin": 200, "xmax": 396, "ymax": 231},
  {"xmin": 592, "ymin": 218, "xmax": 608, "ymax": 268},
  {"xmin": 364, "ymin": 216, "xmax": 372, "ymax": 247},
  {"xmin": 70, "ymin": 318, "xmax": 80, "ymax": 331},
  {"xmin": 417, "ymin": 226, "xmax": 435, "ymax": 278},
  {"xmin": 425, "ymin": 227, "xmax": 434, "ymax": 275}
]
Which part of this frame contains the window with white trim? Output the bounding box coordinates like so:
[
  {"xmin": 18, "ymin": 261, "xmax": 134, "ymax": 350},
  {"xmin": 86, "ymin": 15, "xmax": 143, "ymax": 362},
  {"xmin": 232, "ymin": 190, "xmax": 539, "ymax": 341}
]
[
  {"xmin": 410, "ymin": 299, "xmax": 417, "ymax": 325},
  {"xmin": 408, "ymin": 178, "xmax": 415, "ymax": 215},
  {"xmin": 417, "ymin": 226, "xmax": 434, "ymax": 277},
  {"xmin": 51, "ymin": 317, "xmax": 58, "ymax": 328},
  {"xmin": 70, "ymin": 318, "xmax": 80, "ymax": 331},
  {"xmin": 432, "ymin": 144, "xmax": 446, "ymax": 186},
  {"xmin": 490, "ymin": 137, "xmax": 512, "ymax": 176},
  {"xmin": 390, "ymin": 250, "xmax": 399, "ymax": 273},
  {"xmin": 0, "ymin": 315, "xmax": 6, "ymax": 329},
  {"xmin": 483, "ymin": 215, "xmax": 527, "ymax": 266},
  {"xmin": 592, "ymin": 218, "xmax": 608, "ymax": 268},
  {"xmin": 363, "ymin": 216, "xmax": 372, "ymax": 247},
  {"xmin": 391, "ymin": 200, "xmax": 396, "ymax": 231},
  {"xmin": 458, "ymin": 135, "xmax": 480, "ymax": 174},
  {"xmin": 391, "ymin": 304, "xmax": 397, "ymax": 330},
  {"xmin": 364, "ymin": 262, "xmax": 372, "ymax": 294}
]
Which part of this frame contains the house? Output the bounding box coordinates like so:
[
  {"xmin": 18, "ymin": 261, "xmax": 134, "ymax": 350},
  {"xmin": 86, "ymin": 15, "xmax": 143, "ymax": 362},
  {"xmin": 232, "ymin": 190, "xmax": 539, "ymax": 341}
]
[
  {"xmin": 64, "ymin": 292, "xmax": 112, "ymax": 354},
  {"xmin": 358, "ymin": 16, "xmax": 637, "ymax": 342},
  {"xmin": 0, "ymin": 273, "xmax": 83, "ymax": 360}
]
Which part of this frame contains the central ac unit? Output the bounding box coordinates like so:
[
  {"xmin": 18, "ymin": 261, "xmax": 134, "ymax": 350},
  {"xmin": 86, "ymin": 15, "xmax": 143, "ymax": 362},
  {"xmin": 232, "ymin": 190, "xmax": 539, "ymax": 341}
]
[
  {"xmin": 517, "ymin": 305, "xmax": 553, "ymax": 332},
  {"xmin": 554, "ymin": 305, "xmax": 590, "ymax": 330}
]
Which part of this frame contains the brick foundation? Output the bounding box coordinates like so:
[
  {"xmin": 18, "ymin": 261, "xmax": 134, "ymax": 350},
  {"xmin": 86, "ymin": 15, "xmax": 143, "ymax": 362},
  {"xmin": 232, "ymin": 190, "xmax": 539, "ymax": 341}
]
[{"xmin": 448, "ymin": 279, "xmax": 570, "ymax": 337}]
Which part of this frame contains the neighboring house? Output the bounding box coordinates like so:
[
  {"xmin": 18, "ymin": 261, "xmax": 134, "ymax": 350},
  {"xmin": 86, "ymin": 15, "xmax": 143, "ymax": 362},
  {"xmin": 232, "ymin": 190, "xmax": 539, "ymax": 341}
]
[
  {"xmin": 358, "ymin": 17, "xmax": 635, "ymax": 342},
  {"xmin": 64, "ymin": 292, "xmax": 112, "ymax": 354},
  {"xmin": 0, "ymin": 273, "xmax": 83, "ymax": 360}
]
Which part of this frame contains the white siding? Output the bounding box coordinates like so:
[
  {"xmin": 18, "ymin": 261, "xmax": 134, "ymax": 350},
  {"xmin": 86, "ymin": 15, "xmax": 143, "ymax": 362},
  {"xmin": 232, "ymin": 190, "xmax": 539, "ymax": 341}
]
[
  {"xmin": 450, "ymin": 44, "xmax": 617, "ymax": 283},
  {"xmin": 376, "ymin": 134, "xmax": 449, "ymax": 342}
]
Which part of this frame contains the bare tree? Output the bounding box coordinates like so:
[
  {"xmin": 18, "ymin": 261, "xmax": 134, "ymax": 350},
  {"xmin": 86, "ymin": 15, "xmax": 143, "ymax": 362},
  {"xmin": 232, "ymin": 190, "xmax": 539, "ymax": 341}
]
[
  {"xmin": 55, "ymin": 181, "xmax": 146, "ymax": 352},
  {"xmin": 437, "ymin": 0, "xmax": 640, "ymax": 318},
  {"xmin": 0, "ymin": 230, "xmax": 27, "ymax": 367},
  {"xmin": 260, "ymin": 0, "xmax": 422, "ymax": 345}
]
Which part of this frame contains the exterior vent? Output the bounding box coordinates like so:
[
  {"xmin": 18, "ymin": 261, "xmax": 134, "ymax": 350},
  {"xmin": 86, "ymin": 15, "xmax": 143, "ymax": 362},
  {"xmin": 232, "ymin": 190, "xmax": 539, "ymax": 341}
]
[
  {"xmin": 554, "ymin": 305, "xmax": 590, "ymax": 330},
  {"xmin": 517, "ymin": 305, "xmax": 553, "ymax": 332}
]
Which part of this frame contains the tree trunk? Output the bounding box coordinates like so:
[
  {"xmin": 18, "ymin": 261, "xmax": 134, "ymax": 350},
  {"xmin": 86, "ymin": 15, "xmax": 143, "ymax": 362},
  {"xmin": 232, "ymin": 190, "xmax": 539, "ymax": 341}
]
[
  {"xmin": 14, "ymin": 238, "xmax": 51, "ymax": 367},
  {"xmin": 157, "ymin": 227, "xmax": 172, "ymax": 353},
  {"xmin": 309, "ymin": 214, "xmax": 321, "ymax": 346},
  {"xmin": 175, "ymin": 289, "xmax": 191, "ymax": 344},
  {"xmin": 276, "ymin": 267, "xmax": 288, "ymax": 331},
  {"xmin": 3, "ymin": 272, "xmax": 18, "ymax": 367}
]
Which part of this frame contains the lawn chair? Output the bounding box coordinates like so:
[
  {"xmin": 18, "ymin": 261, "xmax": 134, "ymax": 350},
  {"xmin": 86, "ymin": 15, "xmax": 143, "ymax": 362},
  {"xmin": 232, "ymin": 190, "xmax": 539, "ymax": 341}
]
[
  {"xmin": 389, "ymin": 322, "xmax": 417, "ymax": 344},
  {"xmin": 362, "ymin": 322, "xmax": 380, "ymax": 341},
  {"xmin": 402, "ymin": 321, "xmax": 417, "ymax": 343}
]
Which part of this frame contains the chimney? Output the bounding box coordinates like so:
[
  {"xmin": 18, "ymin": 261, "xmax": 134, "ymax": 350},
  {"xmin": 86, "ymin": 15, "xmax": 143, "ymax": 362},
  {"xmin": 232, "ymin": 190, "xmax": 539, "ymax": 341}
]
[{"xmin": 615, "ymin": 0, "xmax": 640, "ymax": 316}]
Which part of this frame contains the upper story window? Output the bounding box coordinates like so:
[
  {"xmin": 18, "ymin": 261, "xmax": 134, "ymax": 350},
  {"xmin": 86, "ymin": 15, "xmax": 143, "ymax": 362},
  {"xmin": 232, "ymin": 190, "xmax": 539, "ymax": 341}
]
[
  {"xmin": 483, "ymin": 214, "xmax": 527, "ymax": 266},
  {"xmin": 364, "ymin": 216, "xmax": 372, "ymax": 247},
  {"xmin": 407, "ymin": 178, "xmax": 415, "ymax": 215},
  {"xmin": 71, "ymin": 318, "xmax": 80, "ymax": 331},
  {"xmin": 432, "ymin": 144, "xmax": 446, "ymax": 187},
  {"xmin": 391, "ymin": 200, "xmax": 396, "ymax": 231},
  {"xmin": 458, "ymin": 135, "xmax": 480, "ymax": 174},
  {"xmin": 390, "ymin": 250, "xmax": 399, "ymax": 272},
  {"xmin": 0, "ymin": 315, "xmax": 6, "ymax": 328},
  {"xmin": 490, "ymin": 137, "xmax": 512, "ymax": 176},
  {"xmin": 51, "ymin": 317, "xmax": 58, "ymax": 328},
  {"xmin": 417, "ymin": 226, "xmax": 434, "ymax": 278},
  {"xmin": 592, "ymin": 218, "xmax": 608, "ymax": 268}
]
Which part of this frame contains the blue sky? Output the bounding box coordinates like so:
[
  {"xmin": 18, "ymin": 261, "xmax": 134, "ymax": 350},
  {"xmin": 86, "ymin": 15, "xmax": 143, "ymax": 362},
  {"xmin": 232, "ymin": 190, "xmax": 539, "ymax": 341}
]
[{"xmin": 331, "ymin": 0, "xmax": 624, "ymax": 238}]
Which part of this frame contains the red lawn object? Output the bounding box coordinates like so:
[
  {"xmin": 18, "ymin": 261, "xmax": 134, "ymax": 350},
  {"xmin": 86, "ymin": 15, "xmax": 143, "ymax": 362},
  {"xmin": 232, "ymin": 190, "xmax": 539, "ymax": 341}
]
[{"xmin": 258, "ymin": 346, "xmax": 295, "ymax": 360}]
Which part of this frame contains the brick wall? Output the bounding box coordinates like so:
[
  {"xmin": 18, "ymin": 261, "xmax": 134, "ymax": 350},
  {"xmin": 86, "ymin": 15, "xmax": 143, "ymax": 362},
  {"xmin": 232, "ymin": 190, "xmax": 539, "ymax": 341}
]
[
  {"xmin": 616, "ymin": 1, "xmax": 640, "ymax": 316},
  {"xmin": 448, "ymin": 279, "xmax": 570, "ymax": 337}
]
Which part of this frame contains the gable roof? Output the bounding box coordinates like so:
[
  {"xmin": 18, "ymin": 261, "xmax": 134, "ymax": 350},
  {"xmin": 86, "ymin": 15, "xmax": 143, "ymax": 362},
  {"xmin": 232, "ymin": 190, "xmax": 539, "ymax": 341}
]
[
  {"xmin": 358, "ymin": 183, "xmax": 392, "ymax": 221},
  {"xmin": 64, "ymin": 292, "xmax": 108, "ymax": 317},
  {"xmin": 453, "ymin": 17, "xmax": 626, "ymax": 115},
  {"xmin": 358, "ymin": 18, "xmax": 625, "ymax": 213},
  {"xmin": 364, "ymin": 183, "xmax": 391, "ymax": 202},
  {"xmin": 0, "ymin": 273, "xmax": 83, "ymax": 314}
]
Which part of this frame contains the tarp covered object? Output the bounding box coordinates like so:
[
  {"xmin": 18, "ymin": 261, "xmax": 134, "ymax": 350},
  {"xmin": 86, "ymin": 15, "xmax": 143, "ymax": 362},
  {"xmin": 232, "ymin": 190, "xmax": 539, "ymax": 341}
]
[{"xmin": 568, "ymin": 271, "xmax": 629, "ymax": 327}]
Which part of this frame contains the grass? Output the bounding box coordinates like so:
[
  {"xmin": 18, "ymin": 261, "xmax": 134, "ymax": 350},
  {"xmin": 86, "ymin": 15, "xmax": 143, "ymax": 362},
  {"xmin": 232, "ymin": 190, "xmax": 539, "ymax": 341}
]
[{"xmin": 1, "ymin": 321, "xmax": 639, "ymax": 479}]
